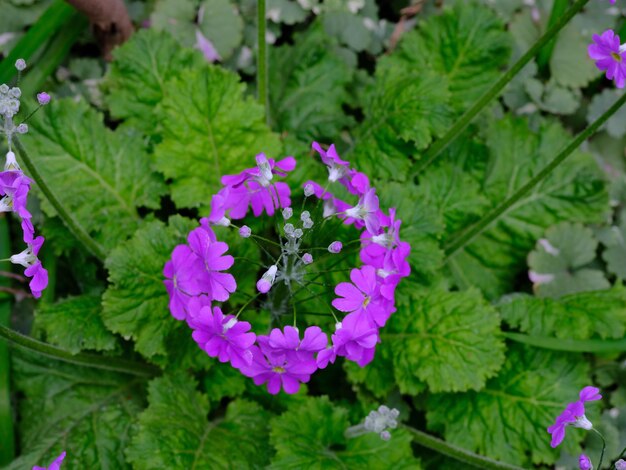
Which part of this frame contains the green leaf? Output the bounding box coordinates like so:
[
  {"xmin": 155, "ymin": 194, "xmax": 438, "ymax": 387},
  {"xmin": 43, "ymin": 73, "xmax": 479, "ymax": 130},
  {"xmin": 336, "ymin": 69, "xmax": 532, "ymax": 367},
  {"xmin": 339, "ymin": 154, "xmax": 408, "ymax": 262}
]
[
  {"xmin": 7, "ymin": 351, "xmax": 143, "ymax": 470},
  {"xmin": 269, "ymin": 23, "xmax": 354, "ymax": 142},
  {"xmin": 198, "ymin": 0, "xmax": 244, "ymax": 60},
  {"xmin": 154, "ymin": 65, "xmax": 282, "ymax": 209},
  {"xmin": 149, "ymin": 0, "xmax": 197, "ymax": 47},
  {"xmin": 550, "ymin": 22, "xmax": 599, "ymax": 89},
  {"xmin": 21, "ymin": 98, "xmax": 166, "ymax": 251},
  {"xmin": 126, "ymin": 372, "xmax": 271, "ymax": 469},
  {"xmin": 344, "ymin": 341, "xmax": 396, "ymax": 399},
  {"xmin": 390, "ymin": 1, "xmax": 511, "ymax": 112},
  {"xmin": 447, "ymin": 116, "xmax": 608, "ymax": 299},
  {"xmin": 427, "ymin": 345, "xmax": 590, "ymax": 466},
  {"xmin": 101, "ymin": 216, "xmax": 203, "ymax": 367},
  {"xmin": 322, "ymin": 11, "xmax": 371, "ymax": 52},
  {"xmin": 351, "ymin": 61, "xmax": 452, "ymax": 182},
  {"xmin": 387, "ymin": 288, "xmax": 505, "ymax": 393},
  {"xmin": 269, "ymin": 396, "xmax": 421, "ymax": 469},
  {"xmin": 267, "ymin": 0, "xmax": 308, "ymax": 24},
  {"xmin": 34, "ymin": 294, "xmax": 118, "ymax": 354},
  {"xmin": 601, "ymin": 219, "xmax": 626, "ymax": 279},
  {"xmin": 499, "ymin": 285, "xmax": 626, "ymax": 340},
  {"xmin": 103, "ymin": 29, "xmax": 202, "ymax": 134},
  {"xmin": 527, "ymin": 222, "xmax": 609, "ymax": 298},
  {"xmin": 587, "ymin": 89, "xmax": 626, "ymax": 139}
]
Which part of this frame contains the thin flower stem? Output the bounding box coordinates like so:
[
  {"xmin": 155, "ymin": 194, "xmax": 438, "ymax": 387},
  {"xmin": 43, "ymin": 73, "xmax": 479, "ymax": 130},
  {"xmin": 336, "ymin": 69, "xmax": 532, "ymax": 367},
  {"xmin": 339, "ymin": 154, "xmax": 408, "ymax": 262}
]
[
  {"xmin": 251, "ymin": 234, "xmax": 281, "ymax": 248},
  {"xmin": 0, "ymin": 324, "xmax": 159, "ymax": 377},
  {"xmin": 592, "ymin": 428, "xmax": 606, "ymax": 469},
  {"xmin": 257, "ymin": 0, "xmax": 269, "ymax": 124},
  {"xmin": 409, "ymin": 0, "xmax": 592, "ymax": 179},
  {"xmin": 536, "ymin": 0, "xmax": 569, "ymax": 72},
  {"xmin": 402, "ymin": 425, "xmax": 525, "ymax": 470},
  {"xmin": 13, "ymin": 137, "xmax": 107, "ymax": 260},
  {"xmin": 444, "ymin": 91, "xmax": 626, "ymax": 258},
  {"xmin": 235, "ymin": 291, "xmax": 262, "ymax": 318},
  {"xmin": 0, "ymin": 216, "xmax": 14, "ymax": 465}
]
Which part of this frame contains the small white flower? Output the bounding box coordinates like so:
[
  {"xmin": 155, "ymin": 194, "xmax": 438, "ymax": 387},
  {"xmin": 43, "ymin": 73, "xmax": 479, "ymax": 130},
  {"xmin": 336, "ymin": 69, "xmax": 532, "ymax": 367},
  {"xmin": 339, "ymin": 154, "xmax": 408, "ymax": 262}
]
[{"xmin": 14, "ymin": 59, "xmax": 26, "ymax": 71}]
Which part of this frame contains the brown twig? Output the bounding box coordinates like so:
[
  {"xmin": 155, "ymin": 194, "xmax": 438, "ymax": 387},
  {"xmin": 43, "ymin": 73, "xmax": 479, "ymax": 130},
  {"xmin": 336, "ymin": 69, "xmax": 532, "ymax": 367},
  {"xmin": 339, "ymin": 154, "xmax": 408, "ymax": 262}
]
[
  {"xmin": 64, "ymin": 0, "xmax": 134, "ymax": 60},
  {"xmin": 0, "ymin": 271, "xmax": 26, "ymax": 283},
  {"xmin": 387, "ymin": 1, "xmax": 427, "ymax": 53},
  {"xmin": 0, "ymin": 286, "xmax": 30, "ymax": 302}
]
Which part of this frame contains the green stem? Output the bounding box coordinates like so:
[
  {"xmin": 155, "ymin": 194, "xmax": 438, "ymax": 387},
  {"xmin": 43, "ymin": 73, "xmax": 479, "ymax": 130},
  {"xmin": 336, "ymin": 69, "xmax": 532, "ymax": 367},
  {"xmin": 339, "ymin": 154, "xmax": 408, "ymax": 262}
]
[
  {"xmin": 403, "ymin": 425, "xmax": 525, "ymax": 470},
  {"xmin": 536, "ymin": 0, "xmax": 569, "ymax": 72},
  {"xmin": 503, "ymin": 332, "xmax": 626, "ymax": 353},
  {"xmin": 257, "ymin": 0, "xmax": 269, "ymax": 124},
  {"xmin": 0, "ymin": 323, "xmax": 159, "ymax": 378},
  {"xmin": 444, "ymin": 91, "xmax": 626, "ymax": 258},
  {"xmin": 13, "ymin": 137, "xmax": 106, "ymax": 260},
  {"xmin": 592, "ymin": 428, "xmax": 606, "ymax": 470},
  {"xmin": 409, "ymin": 0, "xmax": 592, "ymax": 179},
  {"xmin": 0, "ymin": 216, "xmax": 14, "ymax": 465}
]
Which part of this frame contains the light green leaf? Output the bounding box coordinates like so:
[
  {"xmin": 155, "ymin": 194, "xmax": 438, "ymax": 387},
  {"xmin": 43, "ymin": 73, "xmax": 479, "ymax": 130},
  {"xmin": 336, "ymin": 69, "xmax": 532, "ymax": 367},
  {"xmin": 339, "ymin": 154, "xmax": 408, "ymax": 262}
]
[
  {"xmin": 527, "ymin": 222, "xmax": 609, "ymax": 298},
  {"xmin": 269, "ymin": 23, "xmax": 354, "ymax": 142},
  {"xmin": 150, "ymin": 0, "xmax": 197, "ymax": 47},
  {"xmin": 34, "ymin": 295, "xmax": 118, "ymax": 354},
  {"xmin": 499, "ymin": 285, "xmax": 626, "ymax": 340},
  {"xmin": 322, "ymin": 12, "xmax": 371, "ymax": 52},
  {"xmin": 198, "ymin": 0, "xmax": 243, "ymax": 60},
  {"xmin": 587, "ymin": 89, "xmax": 626, "ymax": 139},
  {"xmin": 269, "ymin": 396, "xmax": 421, "ymax": 469},
  {"xmin": 351, "ymin": 61, "xmax": 452, "ymax": 182},
  {"xmin": 427, "ymin": 345, "xmax": 590, "ymax": 466},
  {"xmin": 550, "ymin": 23, "xmax": 599, "ymax": 89},
  {"xmin": 267, "ymin": 0, "xmax": 308, "ymax": 24},
  {"xmin": 387, "ymin": 288, "xmax": 505, "ymax": 393},
  {"xmin": 126, "ymin": 372, "xmax": 271, "ymax": 469},
  {"xmin": 390, "ymin": 1, "xmax": 511, "ymax": 112},
  {"xmin": 447, "ymin": 116, "xmax": 608, "ymax": 299},
  {"xmin": 601, "ymin": 220, "xmax": 626, "ymax": 279},
  {"xmin": 22, "ymin": 98, "xmax": 166, "ymax": 252},
  {"xmin": 101, "ymin": 216, "xmax": 203, "ymax": 367},
  {"xmin": 103, "ymin": 29, "xmax": 202, "ymax": 134},
  {"xmin": 7, "ymin": 351, "xmax": 143, "ymax": 470},
  {"xmin": 154, "ymin": 66, "xmax": 282, "ymax": 209}
]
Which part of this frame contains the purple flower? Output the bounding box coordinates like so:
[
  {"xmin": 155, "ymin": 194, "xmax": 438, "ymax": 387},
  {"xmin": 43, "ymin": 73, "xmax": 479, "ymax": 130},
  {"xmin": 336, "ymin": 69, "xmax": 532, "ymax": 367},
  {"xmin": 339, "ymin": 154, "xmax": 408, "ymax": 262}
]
[
  {"xmin": 547, "ymin": 386, "xmax": 602, "ymax": 448},
  {"xmin": 588, "ymin": 29, "xmax": 626, "ymax": 88},
  {"xmin": 344, "ymin": 188, "xmax": 381, "ymax": 234},
  {"xmin": 33, "ymin": 451, "xmax": 66, "ymax": 470},
  {"xmin": 333, "ymin": 265, "xmax": 392, "ymax": 327},
  {"xmin": 36, "ymin": 92, "xmax": 51, "ymax": 106},
  {"xmin": 328, "ymin": 241, "xmax": 343, "ymax": 254},
  {"xmin": 187, "ymin": 227, "xmax": 237, "ymax": 301},
  {"xmin": 240, "ymin": 345, "xmax": 318, "ymax": 394},
  {"xmin": 256, "ymin": 265, "xmax": 277, "ymax": 294},
  {"xmin": 0, "ymin": 170, "xmax": 32, "ymax": 220},
  {"xmin": 616, "ymin": 459, "xmax": 626, "ymax": 470},
  {"xmin": 10, "ymin": 236, "xmax": 47, "ymax": 298},
  {"xmin": 163, "ymin": 245, "xmax": 205, "ymax": 320},
  {"xmin": 239, "ymin": 225, "xmax": 251, "ymax": 238},
  {"xmin": 190, "ymin": 306, "xmax": 256, "ymax": 368},
  {"xmin": 312, "ymin": 142, "xmax": 350, "ymax": 182},
  {"xmin": 579, "ymin": 454, "xmax": 592, "ymax": 470},
  {"xmin": 302, "ymin": 253, "xmax": 313, "ymax": 264},
  {"xmin": 257, "ymin": 325, "xmax": 327, "ymax": 361},
  {"xmin": 331, "ymin": 312, "xmax": 379, "ymax": 366}
]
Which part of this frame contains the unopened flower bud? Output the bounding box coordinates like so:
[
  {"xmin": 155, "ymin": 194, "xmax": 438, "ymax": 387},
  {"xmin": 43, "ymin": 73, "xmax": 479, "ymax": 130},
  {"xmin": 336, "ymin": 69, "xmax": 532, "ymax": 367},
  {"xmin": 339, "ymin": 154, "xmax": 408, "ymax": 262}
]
[
  {"xmin": 15, "ymin": 59, "xmax": 26, "ymax": 71},
  {"xmin": 578, "ymin": 454, "xmax": 592, "ymax": 470},
  {"xmin": 616, "ymin": 459, "xmax": 626, "ymax": 470},
  {"xmin": 302, "ymin": 253, "xmax": 313, "ymax": 265},
  {"xmin": 304, "ymin": 183, "xmax": 314, "ymax": 197},
  {"xmin": 4, "ymin": 151, "xmax": 20, "ymax": 171},
  {"xmin": 239, "ymin": 225, "xmax": 251, "ymax": 238},
  {"xmin": 328, "ymin": 241, "xmax": 342, "ymax": 253},
  {"xmin": 8, "ymin": 87, "xmax": 21, "ymax": 98},
  {"xmin": 0, "ymin": 84, "xmax": 8, "ymax": 94},
  {"xmin": 301, "ymin": 211, "xmax": 310, "ymax": 221},
  {"xmin": 16, "ymin": 123, "xmax": 28, "ymax": 134},
  {"xmin": 37, "ymin": 92, "xmax": 51, "ymax": 106},
  {"xmin": 284, "ymin": 223, "xmax": 295, "ymax": 235},
  {"xmin": 255, "ymin": 153, "xmax": 273, "ymax": 186},
  {"xmin": 293, "ymin": 228, "xmax": 303, "ymax": 239},
  {"xmin": 257, "ymin": 265, "xmax": 278, "ymax": 294},
  {"xmin": 282, "ymin": 207, "xmax": 293, "ymax": 220},
  {"xmin": 303, "ymin": 218, "xmax": 313, "ymax": 229}
]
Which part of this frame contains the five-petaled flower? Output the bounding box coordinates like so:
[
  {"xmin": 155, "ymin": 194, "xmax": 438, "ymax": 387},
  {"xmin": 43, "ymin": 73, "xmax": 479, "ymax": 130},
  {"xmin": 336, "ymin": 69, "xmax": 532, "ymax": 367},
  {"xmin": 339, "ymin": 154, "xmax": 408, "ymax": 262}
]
[{"xmin": 547, "ymin": 386, "xmax": 602, "ymax": 448}]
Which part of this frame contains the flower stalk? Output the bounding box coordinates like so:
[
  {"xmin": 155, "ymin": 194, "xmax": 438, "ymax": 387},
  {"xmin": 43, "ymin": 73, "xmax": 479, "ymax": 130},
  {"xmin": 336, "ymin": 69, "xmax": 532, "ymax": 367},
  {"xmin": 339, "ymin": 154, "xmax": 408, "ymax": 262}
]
[{"xmin": 257, "ymin": 0, "xmax": 269, "ymax": 124}]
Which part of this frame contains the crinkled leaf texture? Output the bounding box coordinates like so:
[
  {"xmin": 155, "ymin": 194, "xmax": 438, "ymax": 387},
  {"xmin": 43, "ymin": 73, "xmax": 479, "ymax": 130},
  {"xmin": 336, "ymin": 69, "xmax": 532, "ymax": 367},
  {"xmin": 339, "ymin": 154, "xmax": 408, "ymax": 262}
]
[
  {"xmin": 527, "ymin": 222, "xmax": 609, "ymax": 298},
  {"xmin": 427, "ymin": 345, "xmax": 590, "ymax": 466},
  {"xmin": 154, "ymin": 65, "xmax": 282, "ymax": 209},
  {"xmin": 126, "ymin": 372, "xmax": 270, "ymax": 469},
  {"xmin": 6, "ymin": 351, "xmax": 143, "ymax": 470},
  {"xmin": 351, "ymin": 60, "xmax": 452, "ymax": 182},
  {"xmin": 446, "ymin": 116, "xmax": 608, "ymax": 299},
  {"xmin": 269, "ymin": 22, "xmax": 354, "ymax": 142},
  {"xmin": 21, "ymin": 98, "xmax": 166, "ymax": 251},
  {"xmin": 388, "ymin": 287, "xmax": 505, "ymax": 393},
  {"xmin": 499, "ymin": 285, "xmax": 626, "ymax": 340},
  {"xmin": 269, "ymin": 396, "xmax": 420, "ymax": 469},
  {"xmin": 35, "ymin": 294, "xmax": 118, "ymax": 354},
  {"xmin": 389, "ymin": 0, "xmax": 511, "ymax": 112},
  {"xmin": 102, "ymin": 216, "xmax": 203, "ymax": 367},
  {"xmin": 103, "ymin": 29, "xmax": 202, "ymax": 133}
]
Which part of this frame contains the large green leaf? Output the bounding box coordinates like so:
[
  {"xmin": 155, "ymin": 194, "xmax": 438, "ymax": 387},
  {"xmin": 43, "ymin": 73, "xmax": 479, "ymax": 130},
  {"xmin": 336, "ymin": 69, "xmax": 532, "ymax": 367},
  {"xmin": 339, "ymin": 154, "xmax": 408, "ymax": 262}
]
[
  {"xmin": 427, "ymin": 345, "xmax": 590, "ymax": 466},
  {"xmin": 21, "ymin": 98, "xmax": 166, "ymax": 251},
  {"xmin": 101, "ymin": 216, "xmax": 202, "ymax": 367},
  {"xmin": 154, "ymin": 65, "xmax": 282, "ymax": 209},
  {"xmin": 389, "ymin": 1, "xmax": 511, "ymax": 112},
  {"xmin": 387, "ymin": 288, "xmax": 505, "ymax": 393},
  {"xmin": 499, "ymin": 285, "xmax": 626, "ymax": 340},
  {"xmin": 269, "ymin": 23, "xmax": 354, "ymax": 142},
  {"xmin": 446, "ymin": 116, "xmax": 608, "ymax": 299},
  {"xmin": 34, "ymin": 294, "xmax": 118, "ymax": 354},
  {"xmin": 269, "ymin": 396, "xmax": 420, "ymax": 469},
  {"xmin": 103, "ymin": 29, "xmax": 201, "ymax": 134},
  {"xmin": 198, "ymin": 0, "xmax": 244, "ymax": 60},
  {"xmin": 6, "ymin": 351, "xmax": 143, "ymax": 470},
  {"xmin": 126, "ymin": 372, "xmax": 270, "ymax": 469}
]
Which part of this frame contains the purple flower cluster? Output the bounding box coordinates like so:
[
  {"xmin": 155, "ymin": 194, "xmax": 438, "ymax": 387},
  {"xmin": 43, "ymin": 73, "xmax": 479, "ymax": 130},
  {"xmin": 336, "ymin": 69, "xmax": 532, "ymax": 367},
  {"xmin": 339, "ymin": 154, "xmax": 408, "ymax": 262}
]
[
  {"xmin": 164, "ymin": 143, "xmax": 410, "ymax": 394},
  {"xmin": 588, "ymin": 3, "xmax": 625, "ymax": 88},
  {"xmin": 547, "ymin": 386, "xmax": 601, "ymax": 448}
]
